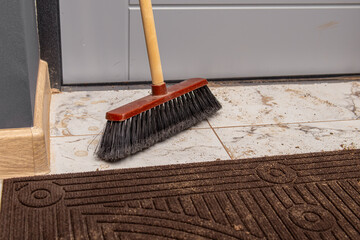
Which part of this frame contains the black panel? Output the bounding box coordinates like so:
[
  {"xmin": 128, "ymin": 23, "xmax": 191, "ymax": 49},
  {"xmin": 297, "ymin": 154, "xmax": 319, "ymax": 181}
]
[{"xmin": 36, "ymin": 0, "xmax": 63, "ymax": 89}]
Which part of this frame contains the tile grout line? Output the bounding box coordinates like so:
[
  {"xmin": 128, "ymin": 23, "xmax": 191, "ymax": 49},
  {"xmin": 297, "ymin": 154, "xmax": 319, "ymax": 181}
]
[
  {"xmin": 49, "ymin": 118, "xmax": 360, "ymax": 138},
  {"xmin": 211, "ymin": 118, "xmax": 360, "ymax": 129},
  {"xmin": 206, "ymin": 120, "xmax": 234, "ymax": 160}
]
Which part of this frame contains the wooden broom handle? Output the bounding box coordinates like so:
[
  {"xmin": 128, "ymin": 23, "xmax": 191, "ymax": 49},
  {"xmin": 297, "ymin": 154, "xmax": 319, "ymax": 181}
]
[{"xmin": 139, "ymin": 0, "xmax": 164, "ymax": 86}]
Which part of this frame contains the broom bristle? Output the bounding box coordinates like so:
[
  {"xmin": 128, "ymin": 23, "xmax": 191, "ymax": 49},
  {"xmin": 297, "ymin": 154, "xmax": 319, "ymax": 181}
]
[{"xmin": 96, "ymin": 85, "xmax": 221, "ymax": 162}]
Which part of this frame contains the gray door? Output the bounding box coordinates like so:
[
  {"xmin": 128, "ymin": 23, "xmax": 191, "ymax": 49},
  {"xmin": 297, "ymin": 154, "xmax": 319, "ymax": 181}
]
[{"xmin": 60, "ymin": 0, "xmax": 360, "ymax": 84}]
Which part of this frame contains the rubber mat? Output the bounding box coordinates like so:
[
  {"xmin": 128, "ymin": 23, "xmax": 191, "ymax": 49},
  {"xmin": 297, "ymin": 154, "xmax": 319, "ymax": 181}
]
[{"xmin": 1, "ymin": 150, "xmax": 360, "ymax": 239}]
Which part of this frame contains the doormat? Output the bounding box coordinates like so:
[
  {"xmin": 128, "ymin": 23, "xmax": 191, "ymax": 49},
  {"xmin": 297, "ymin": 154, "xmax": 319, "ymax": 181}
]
[{"xmin": 1, "ymin": 150, "xmax": 360, "ymax": 239}]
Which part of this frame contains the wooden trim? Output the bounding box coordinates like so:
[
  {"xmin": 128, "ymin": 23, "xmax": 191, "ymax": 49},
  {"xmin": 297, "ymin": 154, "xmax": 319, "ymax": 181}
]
[
  {"xmin": 0, "ymin": 128, "xmax": 35, "ymax": 177},
  {"xmin": 0, "ymin": 60, "xmax": 51, "ymax": 179},
  {"xmin": 32, "ymin": 60, "xmax": 51, "ymax": 175}
]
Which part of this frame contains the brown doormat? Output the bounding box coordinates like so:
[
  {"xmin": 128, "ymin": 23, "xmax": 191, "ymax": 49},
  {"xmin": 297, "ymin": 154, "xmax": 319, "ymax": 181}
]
[{"xmin": 1, "ymin": 150, "xmax": 360, "ymax": 239}]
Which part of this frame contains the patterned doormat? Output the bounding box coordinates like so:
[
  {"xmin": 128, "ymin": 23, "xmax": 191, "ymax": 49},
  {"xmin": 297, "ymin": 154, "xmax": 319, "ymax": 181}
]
[{"xmin": 1, "ymin": 150, "xmax": 360, "ymax": 239}]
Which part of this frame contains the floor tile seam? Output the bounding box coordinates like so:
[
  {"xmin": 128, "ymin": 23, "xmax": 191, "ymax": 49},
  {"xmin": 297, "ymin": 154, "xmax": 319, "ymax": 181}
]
[
  {"xmin": 206, "ymin": 120, "xmax": 234, "ymax": 160},
  {"xmin": 48, "ymin": 118, "xmax": 360, "ymax": 138},
  {"xmin": 211, "ymin": 119, "xmax": 360, "ymax": 129}
]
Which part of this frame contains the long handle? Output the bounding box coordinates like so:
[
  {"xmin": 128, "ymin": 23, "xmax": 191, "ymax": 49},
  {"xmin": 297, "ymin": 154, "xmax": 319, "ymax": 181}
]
[{"xmin": 139, "ymin": 0, "xmax": 164, "ymax": 87}]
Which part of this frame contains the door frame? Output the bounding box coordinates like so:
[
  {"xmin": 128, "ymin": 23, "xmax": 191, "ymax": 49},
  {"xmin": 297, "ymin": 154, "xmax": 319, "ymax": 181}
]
[{"xmin": 36, "ymin": 0, "xmax": 63, "ymax": 89}]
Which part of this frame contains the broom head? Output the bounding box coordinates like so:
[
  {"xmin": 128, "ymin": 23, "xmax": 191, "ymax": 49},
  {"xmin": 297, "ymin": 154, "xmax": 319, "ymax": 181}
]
[{"xmin": 97, "ymin": 78, "xmax": 221, "ymax": 162}]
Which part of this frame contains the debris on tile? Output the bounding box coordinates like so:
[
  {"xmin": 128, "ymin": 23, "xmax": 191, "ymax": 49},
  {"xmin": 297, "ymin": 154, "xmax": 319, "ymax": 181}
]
[
  {"xmin": 88, "ymin": 126, "xmax": 99, "ymax": 131},
  {"xmin": 215, "ymin": 120, "xmax": 360, "ymax": 159},
  {"xmin": 51, "ymin": 88, "xmax": 61, "ymax": 94},
  {"xmin": 100, "ymin": 164, "xmax": 110, "ymax": 170},
  {"xmin": 91, "ymin": 100, "xmax": 108, "ymax": 104},
  {"xmin": 74, "ymin": 151, "xmax": 88, "ymax": 157},
  {"xmin": 50, "ymin": 129, "xmax": 228, "ymax": 174},
  {"xmin": 340, "ymin": 142, "xmax": 357, "ymax": 150}
]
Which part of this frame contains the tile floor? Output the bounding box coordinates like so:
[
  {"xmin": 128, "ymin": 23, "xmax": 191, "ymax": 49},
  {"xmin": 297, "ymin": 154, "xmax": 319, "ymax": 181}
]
[
  {"xmin": 1, "ymin": 80, "xmax": 360, "ymax": 201},
  {"xmin": 49, "ymin": 80, "xmax": 360, "ymax": 174}
]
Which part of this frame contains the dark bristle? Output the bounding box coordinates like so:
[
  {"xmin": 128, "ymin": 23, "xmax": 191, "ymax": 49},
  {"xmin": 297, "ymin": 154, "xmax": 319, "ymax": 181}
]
[{"xmin": 96, "ymin": 85, "xmax": 221, "ymax": 162}]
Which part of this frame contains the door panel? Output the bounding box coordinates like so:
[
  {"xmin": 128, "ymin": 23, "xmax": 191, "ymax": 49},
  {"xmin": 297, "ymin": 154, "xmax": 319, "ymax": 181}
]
[
  {"xmin": 60, "ymin": 1, "xmax": 360, "ymax": 84},
  {"xmin": 130, "ymin": 6, "xmax": 360, "ymax": 81},
  {"xmin": 60, "ymin": 0, "xmax": 128, "ymax": 84},
  {"xmin": 130, "ymin": 0, "xmax": 360, "ymax": 4}
]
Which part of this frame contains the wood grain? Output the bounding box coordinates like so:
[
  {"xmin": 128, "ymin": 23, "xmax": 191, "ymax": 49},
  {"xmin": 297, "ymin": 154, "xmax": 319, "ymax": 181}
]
[
  {"xmin": 0, "ymin": 60, "xmax": 51, "ymax": 178},
  {"xmin": 0, "ymin": 128, "xmax": 35, "ymax": 177},
  {"xmin": 139, "ymin": 0, "xmax": 164, "ymax": 86},
  {"xmin": 32, "ymin": 60, "xmax": 51, "ymax": 175}
]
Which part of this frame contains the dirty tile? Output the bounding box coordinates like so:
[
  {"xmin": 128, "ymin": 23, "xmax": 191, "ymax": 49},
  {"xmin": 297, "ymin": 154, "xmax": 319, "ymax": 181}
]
[
  {"xmin": 209, "ymin": 81, "xmax": 360, "ymax": 127},
  {"xmin": 50, "ymin": 90, "xmax": 147, "ymax": 136},
  {"xmin": 214, "ymin": 120, "xmax": 360, "ymax": 159},
  {"xmin": 50, "ymin": 128, "xmax": 229, "ymax": 174},
  {"xmin": 50, "ymin": 90, "xmax": 210, "ymax": 137}
]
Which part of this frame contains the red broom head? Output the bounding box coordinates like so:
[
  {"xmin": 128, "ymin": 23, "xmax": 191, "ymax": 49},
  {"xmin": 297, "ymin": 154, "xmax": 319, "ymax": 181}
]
[{"xmin": 106, "ymin": 78, "xmax": 208, "ymax": 121}]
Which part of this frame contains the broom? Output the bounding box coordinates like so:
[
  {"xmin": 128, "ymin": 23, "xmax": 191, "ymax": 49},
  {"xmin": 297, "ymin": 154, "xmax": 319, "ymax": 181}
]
[{"xmin": 96, "ymin": 0, "xmax": 221, "ymax": 162}]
